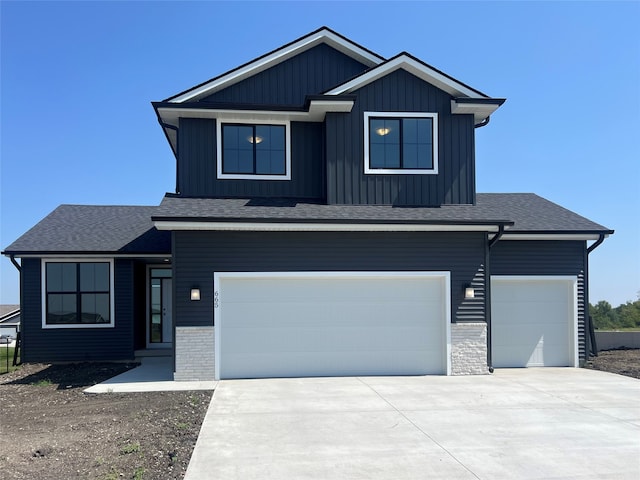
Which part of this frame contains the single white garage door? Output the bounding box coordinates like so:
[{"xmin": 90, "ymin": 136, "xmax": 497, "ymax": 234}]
[
  {"xmin": 491, "ymin": 276, "xmax": 577, "ymax": 368},
  {"xmin": 214, "ymin": 272, "xmax": 450, "ymax": 379}
]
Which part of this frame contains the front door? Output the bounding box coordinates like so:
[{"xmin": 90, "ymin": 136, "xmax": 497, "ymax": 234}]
[{"xmin": 148, "ymin": 268, "xmax": 172, "ymax": 347}]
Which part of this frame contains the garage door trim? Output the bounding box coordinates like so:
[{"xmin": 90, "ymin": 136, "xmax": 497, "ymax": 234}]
[
  {"xmin": 491, "ymin": 275, "xmax": 578, "ymax": 368},
  {"xmin": 213, "ymin": 271, "xmax": 452, "ymax": 380}
]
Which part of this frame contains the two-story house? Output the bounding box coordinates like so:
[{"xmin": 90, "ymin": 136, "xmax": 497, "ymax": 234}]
[{"xmin": 3, "ymin": 28, "xmax": 612, "ymax": 381}]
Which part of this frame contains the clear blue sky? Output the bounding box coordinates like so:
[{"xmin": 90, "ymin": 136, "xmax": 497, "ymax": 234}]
[{"xmin": 1, "ymin": 1, "xmax": 638, "ymax": 306}]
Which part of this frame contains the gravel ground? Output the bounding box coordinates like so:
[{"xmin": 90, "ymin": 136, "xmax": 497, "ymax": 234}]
[{"xmin": 0, "ymin": 350, "xmax": 637, "ymax": 480}]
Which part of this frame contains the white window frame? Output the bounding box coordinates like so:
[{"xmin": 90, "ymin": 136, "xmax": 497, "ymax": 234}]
[
  {"xmin": 364, "ymin": 111, "xmax": 439, "ymax": 175},
  {"xmin": 41, "ymin": 258, "xmax": 115, "ymax": 329},
  {"xmin": 216, "ymin": 118, "xmax": 291, "ymax": 180}
]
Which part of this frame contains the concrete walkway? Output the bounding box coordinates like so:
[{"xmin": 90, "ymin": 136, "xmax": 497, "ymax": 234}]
[
  {"xmin": 185, "ymin": 368, "xmax": 640, "ymax": 480},
  {"xmin": 84, "ymin": 357, "xmax": 217, "ymax": 393}
]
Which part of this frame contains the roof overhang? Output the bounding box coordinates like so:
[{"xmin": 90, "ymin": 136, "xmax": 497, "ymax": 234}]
[
  {"xmin": 153, "ymin": 219, "xmax": 509, "ymax": 233},
  {"xmin": 154, "ymin": 97, "xmax": 355, "ymax": 155},
  {"xmin": 325, "ymin": 53, "xmax": 489, "ymax": 99},
  {"xmin": 451, "ymin": 98, "xmax": 506, "ymax": 124},
  {"xmin": 500, "ymin": 233, "xmax": 613, "ymax": 241},
  {"xmin": 166, "ymin": 27, "xmax": 384, "ymax": 103}
]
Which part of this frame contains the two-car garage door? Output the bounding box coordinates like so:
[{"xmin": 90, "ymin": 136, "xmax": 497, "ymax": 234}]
[{"xmin": 214, "ymin": 272, "xmax": 450, "ymax": 380}]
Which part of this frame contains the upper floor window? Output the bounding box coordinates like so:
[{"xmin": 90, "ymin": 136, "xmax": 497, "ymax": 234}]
[
  {"xmin": 364, "ymin": 112, "xmax": 438, "ymax": 175},
  {"xmin": 42, "ymin": 260, "xmax": 114, "ymax": 329},
  {"xmin": 216, "ymin": 120, "xmax": 291, "ymax": 180}
]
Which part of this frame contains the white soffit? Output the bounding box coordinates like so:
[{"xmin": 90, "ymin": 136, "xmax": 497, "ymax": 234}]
[
  {"xmin": 450, "ymin": 100, "xmax": 503, "ymax": 123},
  {"xmin": 169, "ymin": 29, "xmax": 383, "ymax": 103},
  {"xmin": 158, "ymin": 99, "xmax": 354, "ymax": 127},
  {"xmin": 325, "ymin": 54, "xmax": 486, "ymax": 99},
  {"xmin": 500, "ymin": 233, "xmax": 606, "ymax": 241}
]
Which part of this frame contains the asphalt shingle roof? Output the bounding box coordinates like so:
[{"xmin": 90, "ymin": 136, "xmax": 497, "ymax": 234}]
[
  {"xmin": 3, "ymin": 205, "xmax": 171, "ymax": 255},
  {"xmin": 3, "ymin": 194, "xmax": 612, "ymax": 255},
  {"xmin": 153, "ymin": 193, "xmax": 612, "ymax": 234}
]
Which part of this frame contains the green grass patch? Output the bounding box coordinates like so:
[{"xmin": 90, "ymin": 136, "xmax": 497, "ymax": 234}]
[
  {"xmin": 120, "ymin": 442, "xmax": 141, "ymax": 455},
  {"xmin": 0, "ymin": 346, "xmax": 20, "ymax": 374}
]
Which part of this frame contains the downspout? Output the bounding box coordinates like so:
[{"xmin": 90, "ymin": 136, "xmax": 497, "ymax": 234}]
[
  {"xmin": 474, "ymin": 116, "xmax": 490, "ymax": 129},
  {"xmin": 585, "ymin": 233, "xmax": 607, "ymax": 358},
  {"xmin": 485, "ymin": 224, "xmax": 505, "ymax": 373},
  {"xmin": 161, "ymin": 122, "xmax": 180, "ymax": 194},
  {"xmin": 9, "ymin": 254, "xmax": 22, "ymax": 273}
]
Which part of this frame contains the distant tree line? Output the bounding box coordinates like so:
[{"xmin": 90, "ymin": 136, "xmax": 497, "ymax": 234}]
[{"xmin": 590, "ymin": 298, "xmax": 640, "ymax": 330}]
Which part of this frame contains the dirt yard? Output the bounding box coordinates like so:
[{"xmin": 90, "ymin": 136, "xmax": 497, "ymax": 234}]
[
  {"xmin": 584, "ymin": 347, "xmax": 640, "ymax": 379},
  {"xmin": 0, "ymin": 350, "xmax": 638, "ymax": 480},
  {"xmin": 0, "ymin": 363, "xmax": 211, "ymax": 480}
]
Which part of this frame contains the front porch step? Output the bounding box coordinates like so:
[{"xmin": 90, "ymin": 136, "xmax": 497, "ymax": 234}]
[{"xmin": 134, "ymin": 348, "xmax": 172, "ymax": 361}]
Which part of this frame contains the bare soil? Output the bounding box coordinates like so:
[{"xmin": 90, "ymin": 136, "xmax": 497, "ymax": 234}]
[
  {"xmin": 0, "ymin": 363, "xmax": 211, "ymax": 480},
  {"xmin": 585, "ymin": 348, "xmax": 640, "ymax": 379}
]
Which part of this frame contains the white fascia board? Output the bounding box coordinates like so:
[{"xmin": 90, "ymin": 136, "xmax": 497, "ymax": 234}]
[
  {"xmin": 158, "ymin": 100, "xmax": 354, "ymax": 125},
  {"xmin": 450, "ymin": 100, "xmax": 502, "ymax": 123},
  {"xmin": 154, "ymin": 221, "xmax": 501, "ymax": 233},
  {"xmin": 500, "ymin": 234, "xmax": 605, "ymax": 241},
  {"xmin": 326, "ymin": 55, "xmax": 484, "ymax": 98},
  {"xmin": 170, "ymin": 29, "xmax": 383, "ymax": 103}
]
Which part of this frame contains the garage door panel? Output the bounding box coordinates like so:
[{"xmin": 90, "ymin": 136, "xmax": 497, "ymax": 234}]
[
  {"xmin": 491, "ymin": 278, "xmax": 575, "ymax": 368},
  {"xmin": 222, "ymin": 349, "xmax": 444, "ymax": 379},
  {"xmin": 217, "ymin": 273, "xmax": 448, "ymax": 379}
]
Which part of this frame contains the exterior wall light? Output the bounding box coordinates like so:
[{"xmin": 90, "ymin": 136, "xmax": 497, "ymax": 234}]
[
  {"xmin": 190, "ymin": 288, "xmax": 201, "ymax": 301},
  {"xmin": 464, "ymin": 286, "xmax": 475, "ymax": 299}
]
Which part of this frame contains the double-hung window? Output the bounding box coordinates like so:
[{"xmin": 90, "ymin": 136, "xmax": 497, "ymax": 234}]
[
  {"xmin": 217, "ymin": 121, "xmax": 291, "ymax": 180},
  {"xmin": 364, "ymin": 112, "xmax": 438, "ymax": 175},
  {"xmin": 42, "ymin": 260, "xmax": 114, "ymax": 328}
]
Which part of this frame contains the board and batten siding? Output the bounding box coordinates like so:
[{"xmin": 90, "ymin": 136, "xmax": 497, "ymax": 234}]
[
  {"xmin": 20, "ymin": 258, "xmax": 135, "ymax": 362},
  {"xmin": 177, "ymin": 118, "xmax": 324, "ymax": 199},
  {"xmin": 173, "ymin": 231, "xmax": 486, "ymax": 329},
  {"xmin": 490, "ymin": 240, "xmax": 588, "ymax": 363},
  {"xmin": 200, "ymin": 43, "xmax": 369, "ymax": 106},
  {"xmin": 326, "ymin": 69, "xmax": 476, "ymax": 206}
]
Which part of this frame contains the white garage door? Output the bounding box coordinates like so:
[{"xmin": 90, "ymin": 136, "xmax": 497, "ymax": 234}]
[
  {"xmin": 491, "ymin": 276, "xmax": 577, "ymax": 368},
  {"xmin": 214, "ymin": 272, "xmax": 450, "ymax": 379}
]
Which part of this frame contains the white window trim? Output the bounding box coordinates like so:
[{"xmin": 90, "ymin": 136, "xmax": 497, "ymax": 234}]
[
  {"xmin": 364, "ymin": 111, "xmax": 439, "ymax": 175},
  {"xmin": 216, "ymin": 118, "xmax": 291, "ymax": 180},
  {"xmin": 41, "ymin": 258, "xmax": 115, "ymax": 329}
]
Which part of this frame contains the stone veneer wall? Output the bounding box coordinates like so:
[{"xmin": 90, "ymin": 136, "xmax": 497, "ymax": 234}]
[
  {"xmin": 174, "ymin": 326, "xmax": 215, "ymax": 381},
  {"xmin": 451, "ymin": 322, "xmax": 488, "ymax": 375}
]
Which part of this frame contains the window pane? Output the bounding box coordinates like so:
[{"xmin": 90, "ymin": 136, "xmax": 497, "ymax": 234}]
[
  {"xmin": 415, "ymin": 144, "xmax": 433, "ymax": 169},
  {"xmin": 403, "ymin": 143, "xmax": 419, "ymax": 168},
  {"xmin": 255, "ymin": 125, "xmax": 285, "ymax": 174},
  {"xmin": 47, "ymin": 263, "xmax": 77, "ymax": 292},
  {"xmin": 47, "ymin": 293, "xmax": 77, "ymax": 324},
  {"xmin": 369, "ymin": 119, "xmax": 400, "ymax": 169},
  {"xmin": 237, "ymin": 149, "xmax": 253, "ymax": 173},
  {"xmin": 81, "ymin": 293, "xmax": 110, "ymax": 323},
  {"xmin": 150, "ymin": 268, "xmax": 171, "ymax": 278},
  {"xmin": 223, "ymin": 125, "xmax": 253, "ymax": 173},
  {"xmin": 80, "ymin": 263, "xmax": 109, "ymax": 292}
]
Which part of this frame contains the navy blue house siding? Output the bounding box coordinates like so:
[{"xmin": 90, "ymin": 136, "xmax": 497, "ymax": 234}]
[
  {"xmin": 173, "ymin": 231, "xmax": 487, "ymax": 329},
  {"xmin": 201, "ymin": 43, "xmax": 369, "ymax": 106},
  {"xmin": 178, "ymin": 118, "xmax": 325, "ymax": 199},
  {"xmin": 491, "ymin": 240, "xmax": 588, "ymax": 363},
  {"xmin": 326, "ymin": 69, "xmax": 476, "ymax": 206},
  {"xmin": 20, "ymin": 258, "xmax": 136, "ymax": 362}
]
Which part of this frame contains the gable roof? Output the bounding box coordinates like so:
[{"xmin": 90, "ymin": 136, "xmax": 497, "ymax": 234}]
[
  {"xmin": 151, "ymin": 193, "xmax": 612, "ymax": 239},
  {"xmin": 165, "ymin": 27, "xmax": 385, "ymax": 104},
  {"xmin": 2, "ymin": 205, "xmax": 171, "ymax": 256}
]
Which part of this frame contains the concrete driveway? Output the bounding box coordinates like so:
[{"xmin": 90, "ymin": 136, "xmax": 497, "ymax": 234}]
[{"xmin": 185, "ymin": 368, "xmax": 640, "ymax": 479}]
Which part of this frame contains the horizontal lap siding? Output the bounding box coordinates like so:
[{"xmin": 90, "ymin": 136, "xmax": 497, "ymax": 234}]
[
  {"xmin": 178, "ymin": 119, "xmax": 324, "ymax": 199},
  {"xmin": 491, "ymin": 241, "xmax": 587, "ymax": 363},
  {"xmin": 173, "ymin": 231, "xmax": 486, "ymax": 328},
  {"xmin": 201, "ymin": 44, "xmax": 369, "ymax": 106},
  {"xmin": 326, "ymin": 69, "xmax": 476, "ymax": 206},
  {"xmin": 20, "ymin": 258, "xmax": 135, "ymax": 362}
]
